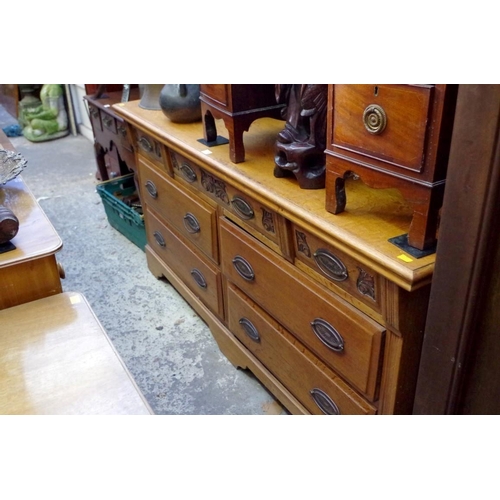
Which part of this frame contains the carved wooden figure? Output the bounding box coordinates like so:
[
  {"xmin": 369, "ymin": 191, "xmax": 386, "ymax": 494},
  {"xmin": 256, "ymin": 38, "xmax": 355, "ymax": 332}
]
[{"xmin": 274, "ymin": 84, "xmax": 328, "ymax": 189}]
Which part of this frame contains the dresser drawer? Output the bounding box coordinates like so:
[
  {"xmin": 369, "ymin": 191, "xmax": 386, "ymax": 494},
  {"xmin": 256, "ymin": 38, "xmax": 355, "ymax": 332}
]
[
  {"xmin": 115, "ymin": 119, "xmax": 133, "ymax": 152},
  {"xmin": 292, "ymin": 224, "xmax": 382, "ymax": 317},
  {"xmin": 136, "ymin": 129, "xmax": 169, "ymax": 174},
  {"xmin": 101, "ymin": 111, "xmax": 117, "ymax": 135},
  {"xmin": 88, "ymin": 104, "xmax": 102, "ymax": 132},
  {"xmin": 227, "ymin": 283, "xmax": 376, "ymax": 415},
  {"xmin": 220, "ymin": 217, "xmax": 384, "ymax": 400},
  {"xmin": 146, "ymin": 209, "xmax": 223, "ymax": 319},
  {"xmin": 332, "ymin": 84, "xmax": 432, "ymax": 172},
  {"xmin": 222, "ymin": 186, "xmax": 285, "ymax": 256},
  {"xmin": 169, "ymin": 149, "xmax": 201, "ymax": 187},
  {"xmin": 140, "ymin": 160, "xmax": 218, "ymax": 262}
]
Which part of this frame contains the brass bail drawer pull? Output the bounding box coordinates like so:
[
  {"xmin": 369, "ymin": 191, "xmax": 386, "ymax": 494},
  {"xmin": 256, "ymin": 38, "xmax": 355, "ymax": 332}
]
[
  {"xmin": 183, "ymin": 213, "xmax": 200, "ymax": 234},
  {"xmin": 232, "ymin": 255, "xmax": 255, "ymax": 281},
  {"xmin": 190, "ymin": 268, "xmax": 207, "ymax": 289},
  {"xmin": 139, "ymin": 136, "xmax": 153, "ymax": 153},
  {"xmin": 363, "ymin": 104, "xmax": 387, "ymax": 135},
  {"xmin": 145, "ymin": 180, "xmax": 158, "ymax": 199},
  {"xmin": 313, "ymin": 248, "xmax": 348, "ymax": 282},
  {"xmin": 311, "ymin": 318, "xmax": 344, "ymax": 352},
  {"xmin": 310, "ymin": 388, "xmax": 340, "ymax": 415},
  {"xmin": 180, "ymin": 163, "xmax": 197, "ymax": 183},
  {"xmin": 239, "ymin": 317, "xmax": 261, "ymax": 343},
  {"xmin": 153, "ymin": 230, "xmax": 166, "ymax": 247},
  {"xmin": 231, "ymin": 196, "xmax": 254, "ymax": 220}
]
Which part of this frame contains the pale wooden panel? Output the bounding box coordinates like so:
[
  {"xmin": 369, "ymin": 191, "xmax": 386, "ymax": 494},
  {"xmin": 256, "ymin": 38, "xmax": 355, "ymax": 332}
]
[{"xmin": 0, "ymin": 292, "xmax": 152, "ymax": 415}]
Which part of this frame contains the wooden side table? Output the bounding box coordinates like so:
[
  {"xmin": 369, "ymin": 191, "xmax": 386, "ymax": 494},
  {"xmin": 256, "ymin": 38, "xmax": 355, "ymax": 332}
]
[
  {"xmin": 0, "ymin": 131, "xmax": 63, "ymax": 309},
  {"xmin": 0, "ymin": 292, "xmax": 153, "ymax": 415}
]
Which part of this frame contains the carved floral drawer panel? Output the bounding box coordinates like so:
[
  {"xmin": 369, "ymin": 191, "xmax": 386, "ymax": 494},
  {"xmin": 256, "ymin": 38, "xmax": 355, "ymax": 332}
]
[
  {"xmin": 227, "ymin": 283, "xmax": 377, "ymax": 415},
  {"xmin": 220, "ymin": 217, "xmax": 385, "ymax": 401},
  {"xmin": 291, "ymin": 224, "xmax": 382, "ymax": 319},
  {"xmin": 135, "ymin": 129, "xmax": 170, "ymax": 175}
]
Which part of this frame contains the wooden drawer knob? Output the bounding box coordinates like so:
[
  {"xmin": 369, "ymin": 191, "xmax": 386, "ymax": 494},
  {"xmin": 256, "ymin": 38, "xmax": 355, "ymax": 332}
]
[{"xmin": 57, "ymin": 261, "xmax": 66, "ymax": 279}]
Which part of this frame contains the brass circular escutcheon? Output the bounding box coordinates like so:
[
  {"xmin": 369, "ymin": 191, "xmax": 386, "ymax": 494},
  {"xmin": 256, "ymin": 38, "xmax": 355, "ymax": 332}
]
[{"xmin": 363, "ymin": 104, "xmax": 387, "ymax": 135}]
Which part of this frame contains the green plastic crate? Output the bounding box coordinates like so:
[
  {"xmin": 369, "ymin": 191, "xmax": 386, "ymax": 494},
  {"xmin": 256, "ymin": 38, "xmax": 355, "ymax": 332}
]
[{"xmin": 96, "ymin": 174, "xmax": 146, "ymax": 251}]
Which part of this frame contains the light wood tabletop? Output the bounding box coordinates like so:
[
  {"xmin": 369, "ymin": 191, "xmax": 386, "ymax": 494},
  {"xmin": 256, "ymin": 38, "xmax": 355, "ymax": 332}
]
[{"xmin": 0, "ymin": 292, "xmax": 153, "ymax": 415}]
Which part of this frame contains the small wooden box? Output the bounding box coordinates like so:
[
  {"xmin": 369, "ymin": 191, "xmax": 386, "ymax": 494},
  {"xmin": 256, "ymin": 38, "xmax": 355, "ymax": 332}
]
[
  {"xmin": 199, "ymin": 84, "xmax": 284, "ymax": 163},
  {"xmin": 325, "ymin": 84, "xmax": 458, "ymax": 251}
]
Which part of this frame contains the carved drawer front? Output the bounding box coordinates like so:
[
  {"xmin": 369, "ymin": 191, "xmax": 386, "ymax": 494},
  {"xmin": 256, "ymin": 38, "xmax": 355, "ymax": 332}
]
[
  {"xmin": 136, "ymin": 130, "xmax": 168, "ymax": 173},
  {"xmin": 115, "ymin": 119, "xmax": 133, "ymax": 152},
  {"xmin": 220, "ymin": 217, "xmax": 384, "ymax": 401},
  {"xmin": 140, "ymin": 160, "xmax": 218, "ymax": 263},
  {"xmin": 169, "ymin": 150, "xmax": 202, "ymax": 188},
  {"xmin": 146, "ymin": 208, "xmax": 223, "ymax": 319},
  {"xmin": 331, "ymin": 84, "xmax": 432, "ymax": 172},
  {"xmin": 227, "ymin": 283, "xmax": 376, "ymax": 415},
  {"xmin": 222, "ymin": 187, "xmax": 285, "ymax": 255},
  {"xmin": 88, "ymin": 104, "xmax": 102, "ymax": 133},
  {"xmin": 292, "ymin": 224, "xmax": 381, "ymax": 317},
  {"xmin": 101, "ymin": 111, "xmax": 117, "ymax": 135}
]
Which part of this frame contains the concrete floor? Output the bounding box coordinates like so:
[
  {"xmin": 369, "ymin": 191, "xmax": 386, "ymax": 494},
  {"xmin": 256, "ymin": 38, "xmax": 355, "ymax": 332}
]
[{"xmin": 1, "ymin": 105, "xmax": 286, "ymax": 415}]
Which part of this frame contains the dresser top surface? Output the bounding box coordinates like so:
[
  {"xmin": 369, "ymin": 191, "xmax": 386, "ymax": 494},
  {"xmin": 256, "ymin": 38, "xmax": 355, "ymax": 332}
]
[
  {"xmin": 114, "ymin": 100, "xmax": 436, "ymax": 290},
  {"xmin": 84, "ymin": 88, "xmax": 141, "ymax": 114}
]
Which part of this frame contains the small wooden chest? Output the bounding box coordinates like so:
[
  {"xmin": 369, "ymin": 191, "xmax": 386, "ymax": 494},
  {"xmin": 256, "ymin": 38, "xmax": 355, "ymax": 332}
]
[{"xmin": 325, "ymin": 84, "xmax": 458, "ymax": 251}]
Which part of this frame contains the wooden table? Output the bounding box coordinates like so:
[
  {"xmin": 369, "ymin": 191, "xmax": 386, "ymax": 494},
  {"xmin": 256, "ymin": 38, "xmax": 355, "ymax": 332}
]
[
  {"xmin": 0, "ymin": 292, "xmax": 153, "ymax": 415},
  {"xmin": 0, "ymin": 131, "xmax": 63, "ymax": 309}
]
